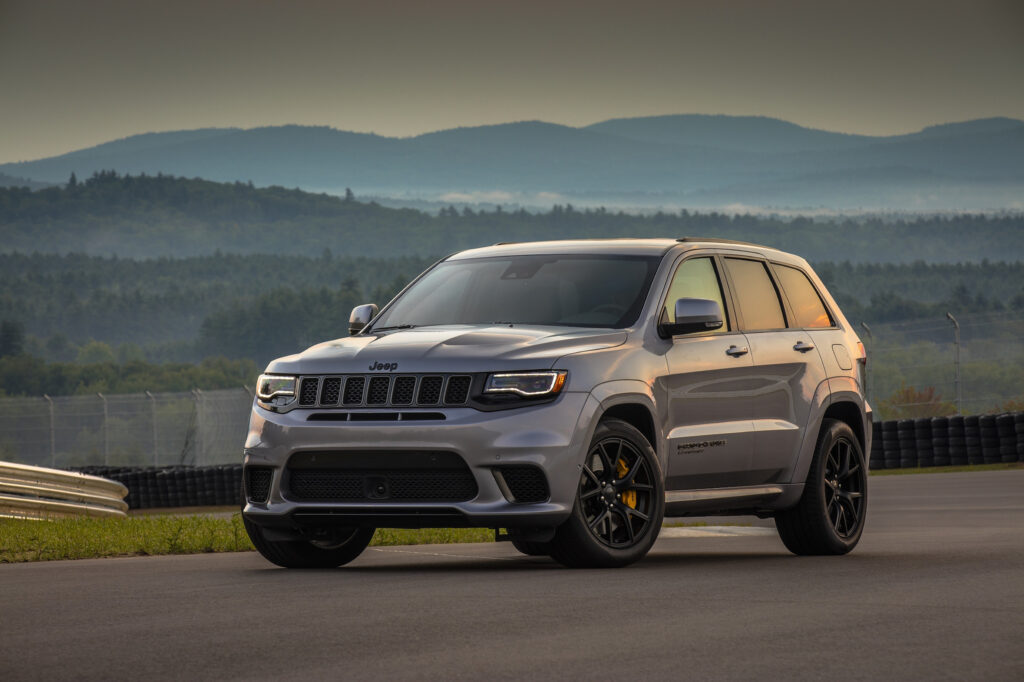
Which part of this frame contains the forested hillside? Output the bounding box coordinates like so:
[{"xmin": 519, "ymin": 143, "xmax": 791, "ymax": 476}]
[
  {"xmin": 2, "ymin": 172, "xmax": 1022, "ymax": 262},
  {"xmin": 1, "ymin": 251, "xmax": 1021, "ymax": 371}
]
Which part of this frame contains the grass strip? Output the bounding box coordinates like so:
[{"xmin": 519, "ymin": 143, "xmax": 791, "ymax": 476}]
[
  {"xmin": 870, "ymin": 462, "xmax": 1023, "ymax": 476},
  {"xmin": 0, "ymin": 514, "xmax": 494, "ymax": 564}
]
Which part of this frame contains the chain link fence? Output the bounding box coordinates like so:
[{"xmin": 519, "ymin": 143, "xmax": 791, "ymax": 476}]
[
  {"xmin": 0, "ymin": 388, "xmax": 252, "ymax": 468},
  {"xmin": 1, "ymin": 312, "xmax": 1022, "ymax": 467},
  {"xmin": 862, "ymin": 311, "xmax": 1024, "ymax": 420}
]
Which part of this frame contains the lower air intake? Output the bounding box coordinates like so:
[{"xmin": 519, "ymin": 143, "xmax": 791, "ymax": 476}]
[
  {"xmin": 245, "ymin": 467, "xmax": 273, "ymax": 504},
  {"xmin": 498, "ymin": 466, "xmax": 550, "ymax": 503}
]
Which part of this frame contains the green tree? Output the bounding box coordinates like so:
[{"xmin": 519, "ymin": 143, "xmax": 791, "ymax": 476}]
[
  {"xmin": 76, "ymin": 341, "xmax": 116, "ymax": 364},
  {"xmin": 0, "ymin": 320, "xmax": 25, "ymax": 357}
]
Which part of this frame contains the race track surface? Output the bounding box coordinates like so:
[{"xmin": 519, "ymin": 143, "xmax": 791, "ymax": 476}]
[{"xmin": 2, "ymin": 470, "xmax": 1023, "ymax": 681}]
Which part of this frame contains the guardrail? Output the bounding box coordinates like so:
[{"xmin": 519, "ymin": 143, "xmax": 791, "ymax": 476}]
[{"xmin": 0, "ymin": 461, "xmax": 129, "ymax": 520}]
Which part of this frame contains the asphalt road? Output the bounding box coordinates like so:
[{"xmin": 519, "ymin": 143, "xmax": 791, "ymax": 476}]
[{"xmin": 2, "ymin": 470, "xmax": 1023, "ymax": 681}]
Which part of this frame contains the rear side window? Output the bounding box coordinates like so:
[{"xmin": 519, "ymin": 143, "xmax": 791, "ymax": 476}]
[
  {"xmin": 662, "ymin": 257, "xmax": 729, "ymax": 332},
  {"xmin": 723, "ymin": 258, "xmax": 786, "ymax": 331},
  {"xmin": 774, "ymin": 265, "xmax": 833, "ymax": 328}
]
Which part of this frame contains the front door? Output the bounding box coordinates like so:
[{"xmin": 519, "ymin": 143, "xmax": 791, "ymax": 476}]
[{"xmin": 659, "ymin": 255, "xmax": 759, "ymax": 490}]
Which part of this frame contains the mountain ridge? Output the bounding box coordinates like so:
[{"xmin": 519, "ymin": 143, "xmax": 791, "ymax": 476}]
[{"xmin": 3, "ymin": 115, "xmax": 1022, "ymax": 210}]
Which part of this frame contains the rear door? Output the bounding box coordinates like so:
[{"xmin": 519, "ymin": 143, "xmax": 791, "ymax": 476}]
[
  {"xmin": 720, "ymin": 256, "xmax": 829, "ymax": 484},
  {"xmin": 660, "ymin": 254, "xmax": 759, "ymax": 490}
]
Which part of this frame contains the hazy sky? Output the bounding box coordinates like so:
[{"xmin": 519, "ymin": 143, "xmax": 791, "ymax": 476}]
[{"xmin": 1, "ymin": 0, "xmax": 1022, "ymax": 163}]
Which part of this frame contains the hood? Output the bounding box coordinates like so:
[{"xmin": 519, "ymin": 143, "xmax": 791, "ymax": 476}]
[{"xmin": 265, "ymin": 325, "xmax": 627, "ymax": 374}]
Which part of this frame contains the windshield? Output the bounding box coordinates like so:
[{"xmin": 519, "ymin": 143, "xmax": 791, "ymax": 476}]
[{"xmin": 370, "ymin": 254, "xmax": 661, "ymax": 330}]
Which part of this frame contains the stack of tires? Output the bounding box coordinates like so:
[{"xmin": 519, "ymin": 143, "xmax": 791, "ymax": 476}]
[
  {"xmin": 897, "ymin": 419, "xmax": 917, "ymax": 469},
  {"xmin": 931, "ymin": 416, "xmax": 950, "ymax": 467},
  {"xmin": 979, "ymin": 415, "xmax": 1000, "ymax": 464},
  {"xmin": 881, "ymin": 421, "xmax": 900, "ymax": 470},
  {"xmin": 869, "ymin": 421, "xmax": 885, "ymax": 469},
  {"xmin": 70, "ymin": 464, "xmax": 244, "ymax": 509},
  {"xmin": 964, "ymin": 416, "xmax": 983, "ymax": 465},
  {"xmin": 1017, "ymin": 413, "xmax": 1024, "ymax": 463},
  {"xmin": 914, "ymin": 418, "xmax": 934, "ymax": 468},
  {"xmin": 947, "ymin": 416, "xmax": 968, "ymax": 466},
  {"xmin": 997, "ymin": 413, "xmax": 1018, "ymax": 463}
]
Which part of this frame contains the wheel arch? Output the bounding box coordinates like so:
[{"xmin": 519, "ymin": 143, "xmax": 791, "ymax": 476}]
[
  {"xmin": 789, "ymin": 378, "xmax": 869, "ymax": 486},
  {"xmin": 586, "ymin": 381, "xmax": 663, "ymax": 470}
]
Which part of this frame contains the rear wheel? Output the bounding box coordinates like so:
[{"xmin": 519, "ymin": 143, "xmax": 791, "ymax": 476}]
[
  {"xmin": 243, "ymin": 516, "xmax": 375, "ymax": 568},
  {"xmin": 548, "ymin": 418, "xmax": 664, "ymax": 568},
  {"xmin": 776, "ymin": 419, "xmax": 867, "ymax": 555}
]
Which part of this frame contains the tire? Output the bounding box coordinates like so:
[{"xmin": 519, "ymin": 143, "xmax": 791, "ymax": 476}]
[
  {"xmin": 776, "ymin": 419, "xmax": 867, "ymax": 556},
  {"xmin": 547, "ymin": 418, "xmax": 665, "ymax": 568},
  {"xmin": 510, "ymin": 539, "xmax": 551, "ymax": 556},
  {"xmin": 244, "ymin": 516, "xmax": 375, "ymax": 568}
]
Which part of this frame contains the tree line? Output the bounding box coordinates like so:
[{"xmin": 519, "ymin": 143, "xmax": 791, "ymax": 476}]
[{"xmin": 1, "ymin": 171, "xmax": 1022, "ymax": 262}]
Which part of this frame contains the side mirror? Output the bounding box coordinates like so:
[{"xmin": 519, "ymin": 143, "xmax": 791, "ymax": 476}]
[
  {"xmin": 348, "ymin": 303, "xmax": 378, "ymax": 335},
  {"xmin": 658, "ymin": 298, "xmax": 724, "ymax": 338}
]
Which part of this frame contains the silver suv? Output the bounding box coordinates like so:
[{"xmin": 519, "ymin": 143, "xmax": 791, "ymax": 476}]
[{"xmin": 242, "ymin": 238, "xmax": 870, "ymax": 568}]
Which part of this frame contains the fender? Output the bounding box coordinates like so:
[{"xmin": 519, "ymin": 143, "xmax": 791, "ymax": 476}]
[
  {"xmin": 784, "ymin": 378, "xmax": 833, "ymax": 484},
  {"xmin": 787, "ymin": 377, "xmax": 870, "ymax": 486},
  {"xmin": 585, "ymin": 380, "xmax": 664, "ymax": 472}
]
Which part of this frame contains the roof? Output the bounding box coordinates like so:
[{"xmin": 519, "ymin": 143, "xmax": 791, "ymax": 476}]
[{"xmin": 448, "ymin": 237, "xmax": 778, "ymax": 260}]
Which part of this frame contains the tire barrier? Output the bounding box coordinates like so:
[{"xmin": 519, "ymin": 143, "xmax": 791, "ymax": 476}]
[
  {"xmin": 0, "ymin": 461, "xmax": 129, "ymax": 519},
  {"xmin": 72, "ymin": 464, "xmax": 243, "ymax": 510},
  {"xmin": 871, "ymin": 411, "xmax": 1024, "ymax": 471},
  {"xmin": 66, "ymin": 411, "xmax": 1024, "ymax": 508}
]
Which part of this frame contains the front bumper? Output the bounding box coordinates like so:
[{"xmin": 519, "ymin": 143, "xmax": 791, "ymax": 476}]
[{"xmin": 242, "ymin": 392, "xmax": 596, "ymax": 533}]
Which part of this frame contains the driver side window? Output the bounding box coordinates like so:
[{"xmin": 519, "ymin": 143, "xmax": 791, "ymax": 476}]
[{"xmin": 662, "ymin": 257, "xmax": 729, "ymax": 332}]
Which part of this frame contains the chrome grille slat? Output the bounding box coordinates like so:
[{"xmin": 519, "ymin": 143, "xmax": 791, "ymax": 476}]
[{"xmin": 295, "ymin": 374, "xmax": 474, "ymax": 408}]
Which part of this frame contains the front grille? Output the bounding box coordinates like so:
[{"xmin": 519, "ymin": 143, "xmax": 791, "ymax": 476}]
[
  {"xmin": 293, "ymin": 374, "xmax": 474, "ymax": 409},
  {"xmin": 498, "ymin": 466, "xmax": 550, "ymax": 503},
  {"xmin": 319, "ymin": 377, "xmax": 342, "ymax": 406},
  {"xmin": 392, "ymin": 376, "xmax": 416, "ymax": 405},
  {"xmin": 299, "ymin": 378, "xmax": 320, "ymax": 406},
  {"xmin": 288, "ymin": 470, "xmax": 477, "ymax": 502},
  {"xmin": 245, "ymin": 466, "xmax": 273, "ymax": 504},
  {"xmin": 343, "ymin": 377, "xmax": 365, "ymax": 405},
  {"xmin": 444, "ymin": 376, "xmax": 472, "ymax": 404},
  {"xmin": 418, "ymin": 376, "xmax": 443, "ymax": 404},
  {"xmin": 367, "ymin": 376, "xmax": 390, "ymax": 405}
]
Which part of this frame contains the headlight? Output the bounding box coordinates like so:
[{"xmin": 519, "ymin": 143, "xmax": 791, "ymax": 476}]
[
  {"xmin": 484, "ymin": 371, "xmax": 567, "ymax": 397},
  {"xmin": 256, "ymin": 374, "xmax": 296, "ymax": 403}
]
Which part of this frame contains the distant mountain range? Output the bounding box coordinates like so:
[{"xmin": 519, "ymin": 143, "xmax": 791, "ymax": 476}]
[{"xmin": 2, "ymin": 115, "xmax": 1022, "ymax": 210}]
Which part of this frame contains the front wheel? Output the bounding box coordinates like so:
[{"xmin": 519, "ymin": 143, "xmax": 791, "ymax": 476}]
[
  {"xmin": 548, "ymin": 418, "xmax": 665, "ymax": 568},
  {"xmin": 776, "ymin": 419, "xmax": 868, "ymax": 555},
  {"xmin": 244, "ymin": 516, "xmax": 375, "ymax": 568}
]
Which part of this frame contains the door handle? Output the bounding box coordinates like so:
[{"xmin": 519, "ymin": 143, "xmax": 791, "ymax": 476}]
[
  {"xmin": 725, "ymin": 345, "xmax": 749, "ymax": 357},
  {"xmin": 793, "ymin": 341, "xmax": 815, "ymax": 352}
]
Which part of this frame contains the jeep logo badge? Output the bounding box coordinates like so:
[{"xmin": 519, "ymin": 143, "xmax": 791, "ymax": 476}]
[{"xmin": 368, "ymin": 361, "xmax": 398, "ymax": 371}]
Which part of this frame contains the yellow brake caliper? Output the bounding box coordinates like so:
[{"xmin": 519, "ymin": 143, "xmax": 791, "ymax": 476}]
[{"xmin": 616, "ymin": 458, "xmax": 637, "ymax": 509}]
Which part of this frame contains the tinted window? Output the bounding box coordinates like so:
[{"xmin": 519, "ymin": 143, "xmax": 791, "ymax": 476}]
[
  {"xmin": 371, "ymin": 255, "xmax": 660, "ymax": 329},
  {"xmin": 723, "ymin": 258, "xmax": 786, "ymax": 330},
  {"xmin": 775, "ymin": 265, "xmax": 833, "ymax": 328},
  {"xmin": 662, "ymin": 257, "xmax": 728, "ymax": 333}
]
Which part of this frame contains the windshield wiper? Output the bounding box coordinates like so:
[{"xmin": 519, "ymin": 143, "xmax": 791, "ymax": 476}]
[{"xmin": 370, "ymin": 324, "xmax": 419, "ymax": 333}]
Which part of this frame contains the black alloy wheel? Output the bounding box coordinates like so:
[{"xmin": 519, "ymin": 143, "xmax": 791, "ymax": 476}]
[
  {"xmin": 776, "ymin": 418, "xmax": 868, "ymax": 556},
  {"xmin": 579, "ymin": 436, "xmax": 656, "ymax": 548},
  {"xmin": 823, "ymin": 436, "xmax": 866, "ymax": 539},
  {"xmin": 548, "ymin": 418, "xmax": 665, "ymax": 568}
]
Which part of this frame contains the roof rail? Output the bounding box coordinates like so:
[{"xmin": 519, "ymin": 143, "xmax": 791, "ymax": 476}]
[{"xmin": 676, "ymin": 237, "xmax": 768, "ymax": 248}]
